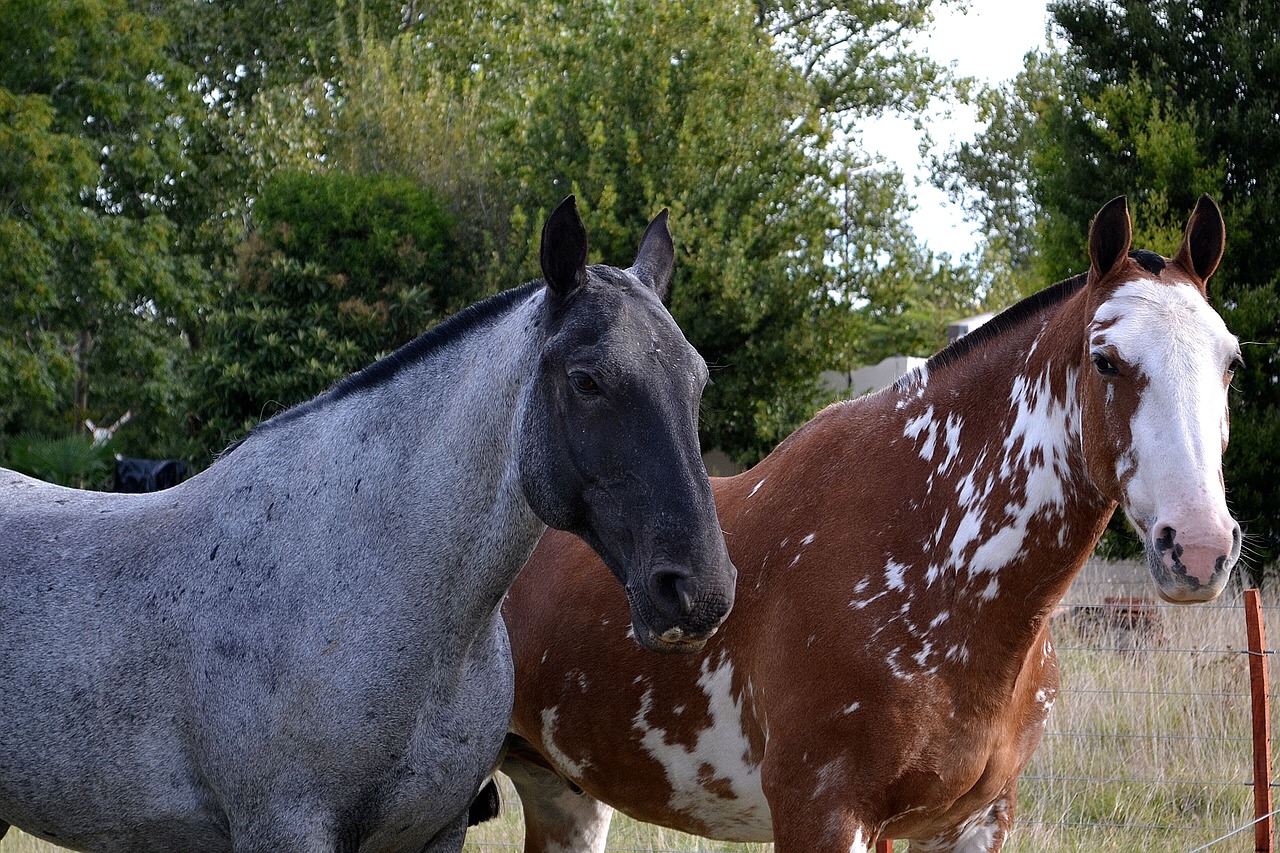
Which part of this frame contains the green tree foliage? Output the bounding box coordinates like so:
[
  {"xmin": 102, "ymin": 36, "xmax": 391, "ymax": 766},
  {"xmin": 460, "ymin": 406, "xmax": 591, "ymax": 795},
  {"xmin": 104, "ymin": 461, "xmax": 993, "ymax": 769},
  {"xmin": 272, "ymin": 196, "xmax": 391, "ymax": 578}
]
[
  {"xmin": 4, "ymin": 433, "xmax": 117, "ymax": 489},
  {"xmin": 939, "ymin": 1, "xmax": 1280, "ymax": 568},
  {"xmin": 832, "ymin": 160, "xmax": 984, "ymax": 367},
  {"xmin": 397, "ymin": 0, "xmax": 958, "ymax": 463},
  {"xmin": 0, "ymin": 0, "xmax": 211, "ymax": 461},
  {"xmin": 496, "ymin": 3, "xmax": 842, "ymax": 461},
  {"xmin": 148, "ymin": 0, "xmax": 403, "ymax": 109},
  {"xmin": 194, "ymin": 171, "xmax": 457, "ymax": 453},
  {"xmin": 758, "ymin": 0, "xmax": 950, "ymax": 117},
  {"xmin": 4, "ymin": 0, "xmax": 975, "ymax": 479},
  {"xmin": 156, "ymin": 0, "xmax": 964, "ymax": 466},
  {"xmin": 322, "ymin": 30, "xmax": 513, "ymax": 289},
  {"xmin": 934, "ymin": 52, "xmax": 1063, "ymax": 303}
]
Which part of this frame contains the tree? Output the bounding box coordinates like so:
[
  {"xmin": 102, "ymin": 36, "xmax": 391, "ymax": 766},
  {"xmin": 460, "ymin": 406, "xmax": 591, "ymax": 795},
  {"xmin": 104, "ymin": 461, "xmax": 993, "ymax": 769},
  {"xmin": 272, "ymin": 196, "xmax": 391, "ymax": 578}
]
[
  {"xmin": 194, "ymin": 171, "xmax": 458, "ymax": 454},
  {"xmin": 933, "ymin": 51, "xmax": 1063, "ymax": 304},
  {"xmin": 144, "ymin": 0, "xmax": 404, "ymax": 111},
  {"xmin": 152, "ymin": 0, "xmax": 965, "ymax": 465},
  {"xmin": 505, "ymin": 2, "xmax": 851, "ymax": 460},
  {"xmin": 938, "ymin": 1, "xmax": 1280, "ymax": 569},
  {"xmin": 0, "ymin": 0, "xmax": 212, "ymax": 460},
  {"xmin": 756, "ymin": 0, "xmax": 952, "ymax": 117},
  {"xmin": 398, "ymin": 0, "xmax": 958, "ymax": 463},
  {"xmin": 830, "ymin": 157, "xmax": 985, "ymax": 368}
]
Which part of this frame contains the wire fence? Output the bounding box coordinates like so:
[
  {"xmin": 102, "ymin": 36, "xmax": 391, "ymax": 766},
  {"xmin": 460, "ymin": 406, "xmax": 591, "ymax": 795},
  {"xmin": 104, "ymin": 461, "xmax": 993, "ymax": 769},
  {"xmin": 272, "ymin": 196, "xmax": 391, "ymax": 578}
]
[{"xmin": 996, "ymin": 570, "xmax": 1277, "ymax": 853}]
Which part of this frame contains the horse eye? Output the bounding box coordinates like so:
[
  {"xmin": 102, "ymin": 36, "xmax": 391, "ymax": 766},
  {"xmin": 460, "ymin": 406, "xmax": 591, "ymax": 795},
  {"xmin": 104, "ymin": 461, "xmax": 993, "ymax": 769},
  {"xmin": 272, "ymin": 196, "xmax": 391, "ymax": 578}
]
[
  {"xmin": 1091, "ymin": 353, "xmax": 1119, "ymax": 376},
  {"xmin": 1228, "ymin": 355, "xmax": 1245, "ymax": 375},
  {"xmin": 570, "ymin": 372, "xmax": 600, "ymax": 394}
]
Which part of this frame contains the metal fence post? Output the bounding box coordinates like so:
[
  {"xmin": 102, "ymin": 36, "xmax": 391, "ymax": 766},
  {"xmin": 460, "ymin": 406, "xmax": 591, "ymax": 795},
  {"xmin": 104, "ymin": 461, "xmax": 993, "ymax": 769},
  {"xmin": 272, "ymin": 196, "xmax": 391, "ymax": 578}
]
[{"xmin": 1244, "ymin": 588, "xmax": 1274, "ymax": 853}]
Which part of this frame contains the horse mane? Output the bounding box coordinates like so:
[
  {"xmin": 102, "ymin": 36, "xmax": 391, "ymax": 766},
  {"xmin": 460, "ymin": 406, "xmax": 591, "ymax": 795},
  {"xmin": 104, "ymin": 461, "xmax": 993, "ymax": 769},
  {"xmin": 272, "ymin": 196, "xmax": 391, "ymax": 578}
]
[
  {"xmin": 225, "ymin": 280, "xmax": 543, "ymax": 452},
  {"xmin": 905, "ymin": 272, "xmax": 1089, "ymax": 384}
]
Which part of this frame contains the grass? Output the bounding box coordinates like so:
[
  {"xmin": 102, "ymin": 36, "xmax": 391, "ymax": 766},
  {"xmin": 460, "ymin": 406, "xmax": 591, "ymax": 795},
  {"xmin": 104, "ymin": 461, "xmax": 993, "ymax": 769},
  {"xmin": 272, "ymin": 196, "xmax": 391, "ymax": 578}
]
[
  {"xmin": 4, "ymin": 560, "xmax": 1274, "ymax": 853},
  {"xmin": 1001, "ymin": 562, "xmax": 1267, "ymax": 853}
]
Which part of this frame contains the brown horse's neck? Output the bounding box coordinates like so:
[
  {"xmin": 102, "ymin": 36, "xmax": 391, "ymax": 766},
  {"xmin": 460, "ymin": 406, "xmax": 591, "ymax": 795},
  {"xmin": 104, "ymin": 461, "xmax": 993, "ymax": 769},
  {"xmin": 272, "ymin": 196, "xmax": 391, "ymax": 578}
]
[
  {"xmin": 888, "ymin": 292, "xmax": 1116, "ymax": 701},
  {"xmin": 740, "ymin": 288, "xmax": 1117, "ymax": 710}
]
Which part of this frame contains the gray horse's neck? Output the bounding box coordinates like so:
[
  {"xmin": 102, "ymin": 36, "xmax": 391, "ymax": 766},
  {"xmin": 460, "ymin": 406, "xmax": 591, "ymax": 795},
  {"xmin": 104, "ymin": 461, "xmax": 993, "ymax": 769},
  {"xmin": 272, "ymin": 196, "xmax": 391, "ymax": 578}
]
[{"xmin": 204, "ymin": 287, "xmax": 549, "ymax": 657}]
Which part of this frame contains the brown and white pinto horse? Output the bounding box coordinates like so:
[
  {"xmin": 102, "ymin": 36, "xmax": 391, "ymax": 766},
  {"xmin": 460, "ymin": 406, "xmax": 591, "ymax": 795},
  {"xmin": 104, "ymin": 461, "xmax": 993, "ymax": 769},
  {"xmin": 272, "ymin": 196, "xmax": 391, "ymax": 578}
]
[{"xmin": 497, "ymin": 195, "xmax": 1243, "ymax": 852}]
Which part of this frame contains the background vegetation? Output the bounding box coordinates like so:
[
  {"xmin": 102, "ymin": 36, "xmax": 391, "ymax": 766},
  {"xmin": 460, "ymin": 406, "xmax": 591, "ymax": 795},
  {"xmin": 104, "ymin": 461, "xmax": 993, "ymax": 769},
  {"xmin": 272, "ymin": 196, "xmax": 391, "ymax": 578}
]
[{"xmin": 0, "ymin": 0, "xmax": 1276, "ymax": 565}]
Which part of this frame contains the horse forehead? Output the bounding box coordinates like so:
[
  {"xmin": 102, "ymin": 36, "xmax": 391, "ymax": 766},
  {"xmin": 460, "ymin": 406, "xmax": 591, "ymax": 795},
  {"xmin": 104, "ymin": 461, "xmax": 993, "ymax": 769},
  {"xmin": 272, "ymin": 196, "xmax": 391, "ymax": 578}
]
[
  {"xmin": 564, "ymin": 273, "xmax": 703, "ymax": 377},
  {"xmin": 573, "ymin": 272, "xmax": 676, "ymax": 340},
  {"xmin": 1090, "ymin": 278, "xmax": 1233, "ymax": 368}
]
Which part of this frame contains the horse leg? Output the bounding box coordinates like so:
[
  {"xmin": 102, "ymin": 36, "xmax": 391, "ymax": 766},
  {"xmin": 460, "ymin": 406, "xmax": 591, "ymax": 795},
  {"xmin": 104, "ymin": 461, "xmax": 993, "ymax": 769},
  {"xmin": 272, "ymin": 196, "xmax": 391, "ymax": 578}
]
[
  {"xmin": 909, "ymin": 791, "xmax": 1014, "ymax": 853},
  {"xmin": 501, "ymin": 746, "xmax": 612, "ymax": 853},
  {"xmin": 771, "ymin": 813, "xmax": 881, "ymax": 853},
  {"xmin": 761, "ymin": 751, "xmax": 886, "ymax": 853}
]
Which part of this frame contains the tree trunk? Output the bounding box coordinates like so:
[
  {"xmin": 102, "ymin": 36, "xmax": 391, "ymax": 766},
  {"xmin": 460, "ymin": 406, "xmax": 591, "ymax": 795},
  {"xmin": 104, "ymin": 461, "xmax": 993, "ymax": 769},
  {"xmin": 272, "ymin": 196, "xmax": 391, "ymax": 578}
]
[{"xmin": 75, "ymin": 327, "xmax": 91, "ymax": 435}]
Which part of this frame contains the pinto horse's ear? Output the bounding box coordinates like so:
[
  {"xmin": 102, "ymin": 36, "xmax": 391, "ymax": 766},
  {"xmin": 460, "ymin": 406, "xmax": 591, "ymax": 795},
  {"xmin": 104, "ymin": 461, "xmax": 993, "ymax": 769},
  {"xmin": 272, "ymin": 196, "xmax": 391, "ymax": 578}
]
[
  {"xmin": 540, "ymin": 195, "xmax": 589, "ymax": 296},
  {"xmin": 1088, "ymin": 195, "xmax": 1132, "ymax": 280},
  {"xmin": 1173, "ymin": 194, "xmax": 1225, "ymax": 290},
  {"xmin": 628, "ymin": 209, "xmax": 674, "ymax": 301}
]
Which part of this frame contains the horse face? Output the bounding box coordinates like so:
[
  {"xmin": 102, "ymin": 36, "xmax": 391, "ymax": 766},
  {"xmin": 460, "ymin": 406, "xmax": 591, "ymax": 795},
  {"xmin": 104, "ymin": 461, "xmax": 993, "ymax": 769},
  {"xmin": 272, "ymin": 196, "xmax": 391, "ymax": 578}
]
[
  {"xmin": 1080, "ymin": 196, "xmax": 1242, "ymax": 602},
  {"xmin": 518, "ymin": 197, "xmax": 736, "ymax": 651}
]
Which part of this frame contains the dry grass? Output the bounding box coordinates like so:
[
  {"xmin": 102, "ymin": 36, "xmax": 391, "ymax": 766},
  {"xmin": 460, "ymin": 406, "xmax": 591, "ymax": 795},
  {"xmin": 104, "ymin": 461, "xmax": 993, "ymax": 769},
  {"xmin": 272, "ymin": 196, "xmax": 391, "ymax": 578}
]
[
  {"xmin": 4, "ymin": 560, "xmax": 1274, "ymax": 853},
  {"xmin": 1003, "ymin": 561, "xmax": 1269, "ymax": 853}
]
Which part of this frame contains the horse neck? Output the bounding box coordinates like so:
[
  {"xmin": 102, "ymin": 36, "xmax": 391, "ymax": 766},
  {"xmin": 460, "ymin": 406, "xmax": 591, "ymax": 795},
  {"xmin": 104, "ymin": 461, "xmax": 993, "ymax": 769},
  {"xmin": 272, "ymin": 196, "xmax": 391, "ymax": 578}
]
[
  {"xmin": 745, "ymin": 293, "xmax": 1116, "ymax": 707},
  {"xmin": 229, "ymin": 290, "xmax": 549, "ymax": 638},
  {"xmin": 891, "ymin": 296, "xmax": 1115, "ymax": 693}
]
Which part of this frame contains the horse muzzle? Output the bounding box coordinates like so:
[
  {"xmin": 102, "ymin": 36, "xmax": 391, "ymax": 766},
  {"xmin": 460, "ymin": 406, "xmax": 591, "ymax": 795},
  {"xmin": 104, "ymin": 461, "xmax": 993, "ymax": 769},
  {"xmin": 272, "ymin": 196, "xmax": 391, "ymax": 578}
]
[
  {"xmin": 1146, "ymin": 517, "xmax": 1241, "ymax": 603},
  {"xmin": 627, "ymin": 558, "xmax": 736, "ymax": 654}
]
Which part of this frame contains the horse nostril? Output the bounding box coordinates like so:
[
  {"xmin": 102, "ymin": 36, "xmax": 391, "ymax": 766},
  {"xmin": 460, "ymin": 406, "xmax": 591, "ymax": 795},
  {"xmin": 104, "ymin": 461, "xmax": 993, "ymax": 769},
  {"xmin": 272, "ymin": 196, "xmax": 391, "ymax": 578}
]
[
  {"xmin": 650, "ymin": 567, "xmax": 694, "ymax": 621},
  {"xmin": 1154, "ymin": 524, "xmax": 1176, "ymax": 552}
]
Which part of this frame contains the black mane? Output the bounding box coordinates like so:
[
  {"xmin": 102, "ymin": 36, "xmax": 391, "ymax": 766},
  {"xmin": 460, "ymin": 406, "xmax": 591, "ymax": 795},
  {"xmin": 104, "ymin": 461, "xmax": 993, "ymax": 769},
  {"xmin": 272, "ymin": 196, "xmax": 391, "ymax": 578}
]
[
  {"xmin": 229, "ymin": 280, "xmax": 543, "ymax": 448},
  {"xmin": 909, "ymin": 272, "xmax": 1089, "ymax": 382}
]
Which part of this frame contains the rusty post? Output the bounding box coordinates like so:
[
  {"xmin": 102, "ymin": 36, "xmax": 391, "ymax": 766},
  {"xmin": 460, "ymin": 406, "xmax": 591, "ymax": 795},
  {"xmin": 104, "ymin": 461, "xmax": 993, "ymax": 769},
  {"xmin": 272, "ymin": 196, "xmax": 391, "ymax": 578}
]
[
  {"xmin": 1245, "ymin": 588, "xmax": 1274, "ymax": 853},
  {"xmin": 876, "ymin": 839, "xmax": 893, "ymax": 852}
]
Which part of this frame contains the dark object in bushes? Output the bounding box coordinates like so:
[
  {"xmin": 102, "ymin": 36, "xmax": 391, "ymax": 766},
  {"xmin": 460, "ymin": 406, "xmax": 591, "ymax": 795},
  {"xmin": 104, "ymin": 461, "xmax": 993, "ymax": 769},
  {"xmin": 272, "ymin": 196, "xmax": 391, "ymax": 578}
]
[{"xmin": 114, "ymin": 458, "xmax": 188, "ymax": 493}]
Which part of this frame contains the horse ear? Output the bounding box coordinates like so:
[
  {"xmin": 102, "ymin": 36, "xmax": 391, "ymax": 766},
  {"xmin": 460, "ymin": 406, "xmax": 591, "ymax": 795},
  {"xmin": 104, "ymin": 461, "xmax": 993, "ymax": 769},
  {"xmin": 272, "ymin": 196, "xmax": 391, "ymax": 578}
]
[
  {"xmin": 628, "ymin": 209, "xmax": 674, "ymax": 301},
  {"xmin": 540, "ymin": 195, "xmax": 589, "ymax": 296},
  {"xmin": 1088, "ymin": 195, "xmax": 1132, "ymax": 280},
  {"xmin": 1172, "ymin": 194, "xmax": 1225, "ymax": 289}
]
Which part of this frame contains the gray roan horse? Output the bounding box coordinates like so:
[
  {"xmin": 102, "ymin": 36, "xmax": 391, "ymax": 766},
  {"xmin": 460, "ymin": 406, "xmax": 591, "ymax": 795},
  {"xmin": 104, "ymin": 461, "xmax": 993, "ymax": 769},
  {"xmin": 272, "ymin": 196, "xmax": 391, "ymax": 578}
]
[{"xmin": 0, "ymin": 196, "xmax": 736, "ymax": 853}]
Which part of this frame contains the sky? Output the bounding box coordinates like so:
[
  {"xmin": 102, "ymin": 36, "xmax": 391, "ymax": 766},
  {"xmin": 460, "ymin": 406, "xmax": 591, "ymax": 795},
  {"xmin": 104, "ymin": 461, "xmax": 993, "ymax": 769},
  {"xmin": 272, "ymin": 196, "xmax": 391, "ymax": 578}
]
[{"xmin": 860, "ymin": 0, "xmax": 1054, "ymax": 258}]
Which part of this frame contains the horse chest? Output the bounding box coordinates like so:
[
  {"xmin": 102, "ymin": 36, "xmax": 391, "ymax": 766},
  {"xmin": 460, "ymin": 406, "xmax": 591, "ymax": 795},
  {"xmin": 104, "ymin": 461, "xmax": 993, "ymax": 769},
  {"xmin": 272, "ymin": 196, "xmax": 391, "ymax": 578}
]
[{"xmin": 523, "ymin": 645, "xmax": 772, "ymax": 841}]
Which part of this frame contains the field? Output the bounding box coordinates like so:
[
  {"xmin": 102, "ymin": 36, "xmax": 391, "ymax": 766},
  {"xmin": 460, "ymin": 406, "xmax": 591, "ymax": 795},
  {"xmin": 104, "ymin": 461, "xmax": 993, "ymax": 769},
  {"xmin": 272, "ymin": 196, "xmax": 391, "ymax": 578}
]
[{"xmin": 4, "ymin": 560, "xmax": 1274, "ymax": 852}]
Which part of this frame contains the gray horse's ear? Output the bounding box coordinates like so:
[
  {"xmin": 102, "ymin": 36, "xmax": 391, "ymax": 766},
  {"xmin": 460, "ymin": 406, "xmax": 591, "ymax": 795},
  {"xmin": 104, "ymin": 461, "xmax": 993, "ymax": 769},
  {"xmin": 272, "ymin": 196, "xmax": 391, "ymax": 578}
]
[
  {"xmin": 629, "ymin": 209, "xmax": 674, "ymax": 301},
  {"xmin": 1088, "ymin": 195, "xmax": 1132, "ymax": 280},
  {"xmin": 541, "ymin": 195, "xmax": 589, "ymax": 296},
  {"xmin": 1172, "ymin": 194, "xmax": 1225, "ymax": 290}
]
